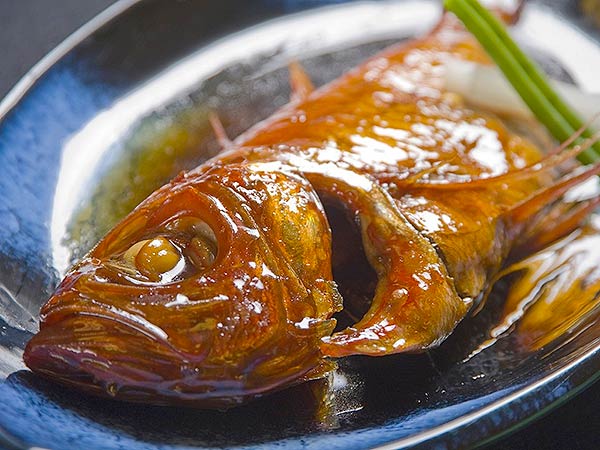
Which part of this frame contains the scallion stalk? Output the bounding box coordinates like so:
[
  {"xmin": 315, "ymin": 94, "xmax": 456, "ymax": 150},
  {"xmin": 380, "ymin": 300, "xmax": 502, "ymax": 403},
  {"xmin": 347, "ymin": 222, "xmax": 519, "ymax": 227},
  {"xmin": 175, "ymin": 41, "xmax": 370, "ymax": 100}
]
[{"xmin": 444, "ymin": 0, "xmax": 600, "ymax": 164}]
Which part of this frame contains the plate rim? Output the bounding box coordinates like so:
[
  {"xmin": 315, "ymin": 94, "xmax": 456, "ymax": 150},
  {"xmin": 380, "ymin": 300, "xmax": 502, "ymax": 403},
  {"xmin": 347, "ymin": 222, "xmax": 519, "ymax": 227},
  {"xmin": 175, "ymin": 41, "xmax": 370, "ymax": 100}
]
[
  {"xmin": 0, "ymin": 0, "xmax": 140, "ymax": 121},
  {"xmin": 1, "ymin": 1, "xmax": 599, "ymax": 449}
]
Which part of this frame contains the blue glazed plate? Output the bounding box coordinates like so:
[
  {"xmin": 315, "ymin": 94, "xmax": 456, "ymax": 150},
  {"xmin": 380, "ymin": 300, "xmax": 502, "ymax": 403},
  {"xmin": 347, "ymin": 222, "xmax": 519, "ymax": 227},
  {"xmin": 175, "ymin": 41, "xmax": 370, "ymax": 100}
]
[{"xmin": 1, "ymin": 1, "xmax": 599, "ymax": 449}]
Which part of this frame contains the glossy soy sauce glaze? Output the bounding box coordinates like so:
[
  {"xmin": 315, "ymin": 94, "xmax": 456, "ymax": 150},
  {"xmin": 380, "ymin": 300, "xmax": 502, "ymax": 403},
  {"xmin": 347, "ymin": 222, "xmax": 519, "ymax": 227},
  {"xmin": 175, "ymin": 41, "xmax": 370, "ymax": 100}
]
[
  {"xmin": 24, "ymin": 1, "xmax": 548, "ymax": 402},
  {"xmin": 23, "ymin": 0, "xmax": 600, "ymax": 409},
  {"xmin": 62, "ymin": 39, "xmax": 400, "ymax": 266},
  {"xmin": 2, "ymin": 1, "xmax": 600, "ymax": 450}
]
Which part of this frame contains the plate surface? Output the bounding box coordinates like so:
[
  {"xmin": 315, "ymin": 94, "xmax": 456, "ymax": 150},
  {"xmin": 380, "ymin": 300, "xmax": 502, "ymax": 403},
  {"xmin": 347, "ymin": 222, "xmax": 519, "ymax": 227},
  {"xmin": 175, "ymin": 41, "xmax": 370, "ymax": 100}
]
[{"xmin": 1, "ymin": 1, "xmax": 600, "ymax": 449}]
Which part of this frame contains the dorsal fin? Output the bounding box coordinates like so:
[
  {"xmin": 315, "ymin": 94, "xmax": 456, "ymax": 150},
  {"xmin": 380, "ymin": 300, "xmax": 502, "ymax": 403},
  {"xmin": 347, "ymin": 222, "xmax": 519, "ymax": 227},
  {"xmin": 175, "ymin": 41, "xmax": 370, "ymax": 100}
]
[
  {"xmin": 208, "ymin": 112, "xmax": 232, "ymax": 150},
  {"xmin": 289, "ymin": 60, "xmax": 314, "ymax": 102}
]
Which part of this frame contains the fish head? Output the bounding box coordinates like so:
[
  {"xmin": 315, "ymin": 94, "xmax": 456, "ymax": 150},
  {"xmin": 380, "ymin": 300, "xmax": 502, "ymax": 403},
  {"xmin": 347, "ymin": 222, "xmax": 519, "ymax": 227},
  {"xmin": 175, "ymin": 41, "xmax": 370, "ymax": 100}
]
[{"xmin": 24, "ymin": 163, "xmax": 341, "ymax": 407}]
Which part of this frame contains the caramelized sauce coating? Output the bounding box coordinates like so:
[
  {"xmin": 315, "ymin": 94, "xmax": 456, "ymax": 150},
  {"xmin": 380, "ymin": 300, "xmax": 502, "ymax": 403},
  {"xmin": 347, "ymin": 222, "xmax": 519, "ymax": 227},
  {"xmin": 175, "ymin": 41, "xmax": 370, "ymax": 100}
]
[{"xmin": 24, "ymin": 11, "xmax": 597, "ymax": 407}]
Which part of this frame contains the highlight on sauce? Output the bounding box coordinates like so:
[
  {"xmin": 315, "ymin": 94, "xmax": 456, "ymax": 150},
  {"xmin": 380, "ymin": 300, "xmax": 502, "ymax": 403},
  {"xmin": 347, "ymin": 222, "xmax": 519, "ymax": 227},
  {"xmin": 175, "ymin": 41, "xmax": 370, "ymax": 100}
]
[{"xmin": 23, "ymin": 0, "xmax": 600, "ymax": 409}]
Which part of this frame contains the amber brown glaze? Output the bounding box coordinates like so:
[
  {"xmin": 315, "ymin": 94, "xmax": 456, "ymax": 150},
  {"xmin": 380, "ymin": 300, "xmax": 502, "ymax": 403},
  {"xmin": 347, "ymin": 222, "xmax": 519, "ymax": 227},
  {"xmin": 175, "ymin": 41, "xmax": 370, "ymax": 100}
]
[{"xmin": 24, "ymin": 10, "xmax": 597, "ymax": 406}]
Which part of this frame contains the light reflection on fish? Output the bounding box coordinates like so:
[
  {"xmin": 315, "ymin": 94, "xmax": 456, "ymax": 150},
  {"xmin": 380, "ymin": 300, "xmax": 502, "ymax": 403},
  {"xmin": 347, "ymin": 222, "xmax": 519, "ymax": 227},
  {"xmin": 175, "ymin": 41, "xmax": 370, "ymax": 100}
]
[{"xmin": 24, "ymin": 4, "xmax": 600, "ymax": 407}]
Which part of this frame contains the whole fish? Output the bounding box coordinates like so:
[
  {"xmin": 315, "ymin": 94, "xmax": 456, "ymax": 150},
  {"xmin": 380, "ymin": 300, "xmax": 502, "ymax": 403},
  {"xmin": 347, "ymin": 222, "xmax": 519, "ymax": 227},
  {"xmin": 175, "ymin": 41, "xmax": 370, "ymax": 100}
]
[{"xmin": 24, "ymin": 4, "xmax": 600, "ymax": 407}]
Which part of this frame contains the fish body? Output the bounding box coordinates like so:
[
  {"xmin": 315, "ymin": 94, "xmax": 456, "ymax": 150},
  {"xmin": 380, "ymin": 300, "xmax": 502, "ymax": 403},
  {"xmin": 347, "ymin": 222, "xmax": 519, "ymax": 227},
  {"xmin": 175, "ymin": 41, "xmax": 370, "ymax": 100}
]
[{"xmin": 24, "ymin": 11, "xmax": 593, "ymax": 406}]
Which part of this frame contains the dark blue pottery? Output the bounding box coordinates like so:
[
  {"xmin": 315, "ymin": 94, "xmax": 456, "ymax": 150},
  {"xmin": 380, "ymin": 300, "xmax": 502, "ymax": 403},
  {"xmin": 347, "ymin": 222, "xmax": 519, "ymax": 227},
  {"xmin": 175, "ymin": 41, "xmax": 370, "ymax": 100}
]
[{"xmin": 0, "ymin": 1, "xmax": 599, "ymax": 449}]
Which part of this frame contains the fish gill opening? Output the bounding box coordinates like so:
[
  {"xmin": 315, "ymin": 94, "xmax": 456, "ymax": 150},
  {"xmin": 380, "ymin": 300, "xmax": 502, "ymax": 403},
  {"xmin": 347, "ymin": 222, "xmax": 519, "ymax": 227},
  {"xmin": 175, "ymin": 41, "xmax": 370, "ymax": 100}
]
[{"xmin": 322, "ymin": 200, "xmax": 378, "ymax": 332}]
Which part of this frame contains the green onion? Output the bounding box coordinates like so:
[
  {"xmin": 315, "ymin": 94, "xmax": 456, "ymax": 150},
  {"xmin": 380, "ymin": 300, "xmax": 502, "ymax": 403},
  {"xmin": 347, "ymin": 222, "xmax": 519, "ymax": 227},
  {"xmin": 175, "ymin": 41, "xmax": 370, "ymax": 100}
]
[{"xmin": 444, "ymin": 0, "xmax": 600, "ymax": 164}]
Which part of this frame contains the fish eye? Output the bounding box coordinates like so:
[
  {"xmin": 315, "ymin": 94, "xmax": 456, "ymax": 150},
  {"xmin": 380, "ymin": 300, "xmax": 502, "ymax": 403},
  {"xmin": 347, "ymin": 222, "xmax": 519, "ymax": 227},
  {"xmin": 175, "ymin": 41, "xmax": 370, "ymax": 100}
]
[
  {"xmin": 116, "ymin": 218, "xmax": 218, "ymax": 283},
  {"xmin": 123, "ymin": 236, "xmax": 182, "ymax": 282}
]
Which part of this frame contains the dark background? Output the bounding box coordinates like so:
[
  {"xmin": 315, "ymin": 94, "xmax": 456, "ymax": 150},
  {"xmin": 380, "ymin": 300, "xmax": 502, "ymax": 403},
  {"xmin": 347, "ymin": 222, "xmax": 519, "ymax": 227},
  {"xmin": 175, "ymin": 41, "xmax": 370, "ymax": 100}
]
[{"xmin": 0, "ymin": 0, "xmax": 598, "ymax": 449}]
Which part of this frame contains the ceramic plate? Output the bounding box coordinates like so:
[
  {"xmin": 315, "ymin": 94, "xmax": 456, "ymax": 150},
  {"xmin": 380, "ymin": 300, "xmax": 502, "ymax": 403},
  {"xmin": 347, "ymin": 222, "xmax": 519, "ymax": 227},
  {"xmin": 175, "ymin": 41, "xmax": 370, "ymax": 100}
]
[{"xmin": 1, "ymin": 1, "xmax": 599, "ymax": 449}]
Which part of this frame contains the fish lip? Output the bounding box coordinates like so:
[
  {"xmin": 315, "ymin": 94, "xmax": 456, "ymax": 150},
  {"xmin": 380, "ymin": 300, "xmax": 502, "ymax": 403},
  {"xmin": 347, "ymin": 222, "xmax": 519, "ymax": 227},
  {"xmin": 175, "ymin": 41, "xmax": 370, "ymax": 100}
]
[
  {"xmin": 25, "ymin": 302, "xmax": 185, "ymax": 381},
  {"xmin": 40, "ymin": 302, "xmax": 175, "ymax": 347},
  {"xmin": 23, "ymin": 313, "xmax": 186, "ymax": 398}
]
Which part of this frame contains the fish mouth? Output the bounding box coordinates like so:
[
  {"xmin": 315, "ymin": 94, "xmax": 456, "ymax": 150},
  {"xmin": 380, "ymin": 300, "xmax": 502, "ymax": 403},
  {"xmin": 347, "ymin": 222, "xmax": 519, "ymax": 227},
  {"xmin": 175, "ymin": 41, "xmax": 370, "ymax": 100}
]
[
  {"xmin": 23, "ymin": 300, "xmax": 325, "ymax": 407},
  {"xmin": 24, "ymin": 315, "xmax": 175, "ymax": 399},
  {"xmin": 23, "ymin": 314, "xmax": 250, "ymax": 407}
]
